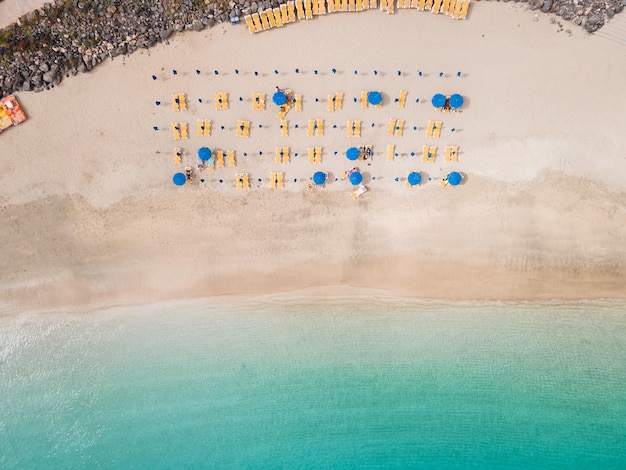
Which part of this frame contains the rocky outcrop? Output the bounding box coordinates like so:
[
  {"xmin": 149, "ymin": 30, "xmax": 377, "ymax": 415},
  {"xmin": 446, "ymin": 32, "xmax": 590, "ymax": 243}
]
[{"xmin": 0, "ymin": 0, "xmax": 623, "ymax": 96}]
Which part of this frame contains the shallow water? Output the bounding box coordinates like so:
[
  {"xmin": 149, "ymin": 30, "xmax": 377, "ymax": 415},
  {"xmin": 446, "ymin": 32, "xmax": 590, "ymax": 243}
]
[{"xmin": 1, "ymin": 298, "xmax": 625, "ymax": 468}]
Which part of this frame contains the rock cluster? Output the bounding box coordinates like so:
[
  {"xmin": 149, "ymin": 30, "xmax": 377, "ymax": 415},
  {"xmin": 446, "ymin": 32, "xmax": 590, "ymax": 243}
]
[{"xmin": 0, "ymin": 0, "xmax": 623, "ymax": 96}]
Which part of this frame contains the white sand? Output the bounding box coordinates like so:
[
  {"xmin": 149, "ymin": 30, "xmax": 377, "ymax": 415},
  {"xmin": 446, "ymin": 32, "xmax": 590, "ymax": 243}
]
[{"xmin": 1, "ymin": 3, "xmax": 625, "ymax": 314}]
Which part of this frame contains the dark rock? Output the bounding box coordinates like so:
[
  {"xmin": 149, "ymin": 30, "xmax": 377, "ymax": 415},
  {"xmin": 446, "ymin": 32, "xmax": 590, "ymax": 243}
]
[
  {"xmin": 42, "ymin": 70, "xmax": 57, "ymax": 82},
  {"xmin": 528, "ymin": 0, "xmax": 544, "ymax": 10},
  {"xmin": 159, "ymin": 28, "xmax": 173, "ymax": 40},
  {"xmin": 584, "ymin": 13, "xmax": 604, "ymax": 32},
  {"xmin": 192, "ymin": 19, "xmax": 204, "ymax": 31},
  {"xmin": 22, "ymin": 81, "xmax": 31, "ymax": 91},
  {"xmin": 541, "ymin": 0, "xmax": 552, "ymax": 13}
]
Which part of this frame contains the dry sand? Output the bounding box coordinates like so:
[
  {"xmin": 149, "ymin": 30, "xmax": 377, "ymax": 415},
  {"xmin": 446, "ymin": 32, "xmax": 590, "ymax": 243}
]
[{"xmin": 1, "ymin": 3, "xmax": 625, "ymax": 315}]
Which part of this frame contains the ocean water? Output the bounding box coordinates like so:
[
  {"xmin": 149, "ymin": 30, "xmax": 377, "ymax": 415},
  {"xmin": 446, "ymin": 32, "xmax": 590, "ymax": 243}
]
[{"xmin": 1, "ymin": 297, "xmax": 625, "ymax": 469}]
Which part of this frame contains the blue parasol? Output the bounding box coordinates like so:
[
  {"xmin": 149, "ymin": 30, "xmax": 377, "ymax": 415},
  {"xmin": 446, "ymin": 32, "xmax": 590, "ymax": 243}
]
[
  {"xmin": 273, "ymin": 91, "xmax": 287, "ymax": 105},
  {"xmin": 447, "ymin": 171, "xmax": 462, "ymax": 186},
  {"xmin": 349, "ymin": 171, "xmax": 363, "ymax": 185},
  {"xmin": 346, "ymin": 147, "xmax": 360, "ymax": 161},
  {"xmin": 449, "ymin": 94, "xmax": 464, "ymax": 109},
  {"xmin": 313, "ymin": 171, "xmax": 327, "ymax": 185},
  {"xmin": 431, "ymin": 93, "xmax": 446, "ymax": 108},
  {"xmin": 198, "ymin": 147, "xmax": 212, "ymax": 161},
  {"xmin": 368, "ymin": 91, "xmax": 382, "ymax": 105},
  {"xmin": 173, "ymin": 172, "xmax": 186, "ymax": 186},
  {"xmin": 407, "ymin": 172, "xmax": 422, "ymax": 186}
]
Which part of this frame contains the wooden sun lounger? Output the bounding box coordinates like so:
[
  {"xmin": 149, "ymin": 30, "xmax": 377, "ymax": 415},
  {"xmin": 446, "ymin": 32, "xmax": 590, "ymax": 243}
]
[
  {"xmin": 174, "ymin": 148, "xmax": 182, "ymax": 164},
  {"xmin": 398, "ymin": 90, "xmax": 407, "ymax": 108},
  {"xmin": 243, "ymin": 174, "xmax": 250, "ymax": 189},
  {"xmin": 281, "ymin": 4, "xmax": 289, "ymax": 23},
  {"xmin": 277, "ymin": 172, "xmax": 284, "ymax": 188},
  {"xmin": 380, "ymin": 0, "xmax": 387, "ymax": 11},
  {"xmin": 275, "ymin": 146, "xmax": 289, "ymax": 164},
  {"xmin": 410, "ymin": 0, "xmax": 419, "ymax": 8},
  {"xmin": 426, "ymin": 120, "xmax": 435, "ymax": 138},
  {"xmin": 370, "ymin": 0, "xmax": 378, "ymax": 7},
  {"xmin": 203, "ymin": 119, "xmax": 211, "ymax": 136},
  {"xmin": 259, "ymin": 10, "xmax": 271, "ymax": 29},
  {"xmin": 172, "ymin": 122, "xmax": 181, "ymax": 140},
  {"xmin": 445, "ymin": 145, "xmax": 459, "ymax": 162},
  {"xmin": 394, "ymin": 119, "xmax": 404, "ymax": 137},
  {"xmin": 216, "ymin": 151, "xmax": 225, "ymax": 167},
  {"xmin": 276, "ymin": 103, "xmax": 291, "ymax": 119},
  {"xmin": 305, "ymin": 0, "xmax": 313, "ymax": 18},
  {"xmin": 361, "ymin": 91, "xmax": 368, "ymax": 109},
  {"xmin": 334, "ymin": 0, "xmax": 342, "ymax": 11},
  {"xmin": 180, "ymin": 122, "xmax": 188, "ymax": 139},
  {"xmin": 422, "ymin": 145, "xmax": 436, "ymax": 163},
  {"xmin": 251, "ymin": 13, "xmax": 263, "ymax": 31},
  {"xmin": 328, "ymin": 0, "xmax": 336, "ymax": 12},
  {"xmin": 386, "ymin": 0, "xmax": 394, "ymax": 13},
  {"xmin": 418, "ymin": 0, "xmax": 427, "ymax": 10},
  {"xmin": 433, "ymin": 121, "xmax": 442, "ymax": 138},
  {"xmin": 387, "ymin": 118, "xmax": 396, "ymax": 136},
  {"xmin": 432, "ymin": 0, "xmax": 442, "ymax": 13},
  {"xmin": 214, "ymin": 92, "xmax": 227, "ymax": 110},
  {"xmin": 296, "ymin": 0, "xmax": 306, "ymax": 19},
  {"xmin": 266, "ymin": 9, "xmax": 277, "ymax": 27},
  {"xmin": 236, "ymin": 120, "xmax": 248, "ymax": 137},
  {"xmin": 453, "ymin": 0, "xmax": 464, "ymax": 18},
  {"xmin": 439, "ymin": 0, "xmax": 449, "ymax": 12},
  {"xmin": 387, "ymin": 144, "xmax": 395, "ymax": 161},
  {"xmin": 335, "ymin": 92, "xmax": 343, "ymax": 110},
  {"xmin": 172, "ymin": 94, "xmax": 180, "ymax": 112},
  {"xmin": 308, "ymin": 147, "xmax": 315, "ymax": 164},
  {"xmin": 228, "ymin": 150, "xmax": 236, "ymax": 167},
  {"xmin": 459, "ymin": 0, "xmax": 470, "ymax": 19},
  {"xmin": 341, "ymin": 0, "xmax": 349, "ymax": 11},
  {"xmin": 349, "ymin": 0, "xmax": 356, "ymax": 10},
  {"xmin": 307, "ymin": 120, "xmax": 315, "ymax": 137},
  {"xmin": 273, "ymin": 8, "xmax": 284, "ymax": 26},
  {"xmin": 347, "ymin": 120, "xmax": 360, "ymax": 138},
  {"xmin": 424, "ymin": 0, "xmax": 433, "ymax": 10},
  {"xmin": 316, "ymin": 119, "xmax": 324, "ymax": 136},
  {"xmin": 282, "ymin": 147, "xmax": 290, "ymax": 163},
  {"xmin": 270, "ymin": 172, "xmax": 277, "ymax": 189},
  {"xmin": 315, "ymin": 147, "xmax": 322, "ymax": 163},
  {"xmin": 236, "ymin": 174, "xmax": 243, "ymax": 190},
  {"xmin": 328, "ymin": 94, "xmax": 335, "ymax": 113},
  {"xmin": 253, "ymin": 93, "xmax": 265, "ymax": 110},
  {"xmin": 294, "ymin": 94, "xmax": 303, "ymax": 111},
  {"xmin": 288, "ymin": 1, "xmax": 296, "ymax": 21},
  {"xmin": 197, "ymin": 119, "xmax": 204, "ymax": 137},
  {"xmin": 281, "ymin": 119, "xmax": 288, "ymax": 137},
  {"xmin": 312, "ymin": 0, "xmax": 320, "ymax": 14},
  {"xmin": 318, "ymin": 0, "xmax": 328, "ymax": 13}
]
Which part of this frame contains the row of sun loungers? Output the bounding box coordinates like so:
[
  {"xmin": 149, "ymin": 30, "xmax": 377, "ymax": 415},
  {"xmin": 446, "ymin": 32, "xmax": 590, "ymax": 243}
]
[
  {"xmin": 244, "ymin": 0, "xmax": 466, "ymax": 32},
  {"xmin": 307, "ymin": 119, "xmax": 324, "ymax": 136},
  {"xmin": 172, "ymin": 122, "xmax": 188, "ymax": 140}
]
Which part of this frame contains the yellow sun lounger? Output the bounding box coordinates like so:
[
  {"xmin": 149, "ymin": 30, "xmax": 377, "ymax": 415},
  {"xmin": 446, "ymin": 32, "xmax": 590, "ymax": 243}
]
[
  {"xmin": 288, "ymin": 1, "xmax": 296, "ymax": 21},
  {"xmin": 215, "ymin": 92, "xmax": 228, "ymax": 110},
  {"xmin": 277, "ymin": 172, "xmax": 284, "ymax": 188},
  {"xmin": 370, "ymin": 0, "xmax": 378, "ymax": 7},
  {"xmin": 172, "ymin": 122, "xmax": 181, "ymax": 140},
  {"xmin": 361, "ymin": 90, "xmax": 368, "ymax": 109},
  {"xmin": 445, "ymin": 145, "xmax": 459, "ymax": 162},
  {"xmin": 180, "ymin": 122, "xmax": 188, "ymax": 139},
  {"xmin": 328, "ymin": 0, "xmax": 336, "ymax": 12},
  {"xmin": 281, "ymin": 4, "xmax": 289, "ymax": 23},
  {"xmin": 411, "ymin": 0, "xmax": 420, "ymax": 7},
  {"xmin": 328, "ymin": 94, "xmax": 335, "ymax": 112},
  {"xmin": 253, "ymin": 93, "xmax": 265, "ymax": 110},
  {"xmin": 315, "ymin": 147, "xmax": 322, "ymax": 163},
  {"xmin": 394, "ymin": 120, "xmax": 404, "ymax": 137},
  {"xmin": 422, "ymin": 145, "xmax": 436, "ymax": 163},
  {"xmin": 342, "ymin": 0, "xmax": 349, "ymax": 11},
  {"xmin": 203, "ymin": 119, "xmax": 211, "ymax": 136},
  {"xmin": 439, "ymin": 0, "xmax": 449, "ymax": 12},
  {"xmin": 307, "ymin": 119, "xmax": 316, "ymax": 137},
  {"xmin": 251, "ymin": 13, "xmax": 263, "ymax": 31},
  {"xmin": 418, "ymin": 0, "xmax": 426, "ymax": 10},
  {"xmin": 349, "ymin": 0, "xmax": 356, "ymax": 10},
  {"xmin": 216, "ymin": 151, "xmax": 225, "ymax": 168},
  {"xmin": 459, "ymin": 0, "xmax": 470, "ymax": 19},
  {"xmin": 453, "ymin": 0, "xmax": 464, "ymax": 18},
  {"xmin": 296, "ymin": 0, "xmax": 306, "ymax": 19},
  {"xmin": 305, "ymin": 0, "xmax": 313, "ymax": 18},
  {"xmin": 308, "ymin": 147, "xmax": 316, "ymax": 164},
  {"xmin": 174, "ymin": 148, "xmax": 182, "ymax": 164},
  {"xmin": 294, "ymin": 94, "xmax": 303, "ymax": 111},
  {"xmin": 236, "ymin": 174, "xmax": 243, "ymax": 190},
  {"xmin": 280, "ymin": 119, "xmax": 289, "ymax": 137},
  {"xmin": 177, "ymin": 93, "xmax": 186, "ymax": 111},
  {"xmin": 387, "ymin": 144, "xmax": 395, "ymax": 161},
  {"xmin": 316, "ymin": 119, "xmax": 324, "ymax": 136},
  {"xmin": 273, "ymin": 8, "xmax": 284, "ymax": 26},
  {"xmin": 432, "ymin": 0, "xmax": 442, "ymax": 13},
  {"xmin": 313, "ymin": 0, "xmax": 320, "ymax": 14},
  {"xmin": 334, "ymin": 0, "xmax": 342, "ymax": 11},
  {"xmin": 433, "ymin": 121, "xmax": 442, "ymax": 138},
  {"xmin": 424, "ymin": 0, "xmax": 433, "ymax": 10},
  {"xmin": 319, "ymin": 0, "xmax": 328, "ymax": 13},
  {"xmin": 236, "ymin": 173, "xmax": 250, "ymax": 190},
  {"xmin": 197, "ymin": 119, "xmax": 204, "ymax": 137},
  {"xmin": 426, "ymin": 120, "xmax": 435, "ymax": 138},
  {"xmin": 386, "ymin": 0, "xmax": 395, "ymax": 12},
  {"xmin": 398, "ymin": 90, "xmax": 407, "ymax": 108},
  {"xmin": 245, "ymin": 15, "xmax": 256, "ymax": 33},
  {"xmin": 380, "ymin": 0, "xmax": 387, "ymax": 11},
  {"xmin": 270, "ymin": 172, "xmax": 277, "ymax": 189},
  {"xmin": 228, "ymin": 150, "xmax": 236, "ymax": 167},
  {"xmin": 447, "ymin": 0, "xmax": 457, "ymax": 15},
  {"xmin": 265, "ymin": 9, "xmax": 276, "ymax": 27},
  {"xmin": 237, "ymin": 119, "xmax": 250, "ymax": 137},
  {"xmin": 172, "ymin": 94, "xmax": 180, "ymax": 112},
  {"xmin": 335, "ymin": 92, "xmax": 343, "ymax": 110},
  {"xmin": 259, "ymin": 10, "xmax": 271, "ymax": 29},
  {"xmin": 356, "ymin": 0, "xmax": 363, "ymax": 9},
  {"xmin": 275, "ymin": 146, "xmax": 289, "ymax": 163},
  {"xmin": 387, "ymin": 118, "xmax": 396, "ymax": 136}
]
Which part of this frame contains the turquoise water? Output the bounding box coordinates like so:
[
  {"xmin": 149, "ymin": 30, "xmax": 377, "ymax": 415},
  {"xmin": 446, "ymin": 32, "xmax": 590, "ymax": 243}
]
[{"xmin": 1, "ymin": 297, "xmax": 625, "ymax": 469}]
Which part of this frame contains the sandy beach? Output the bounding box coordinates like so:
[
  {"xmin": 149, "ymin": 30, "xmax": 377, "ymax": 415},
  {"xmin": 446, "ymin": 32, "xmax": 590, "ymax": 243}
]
[{"xmin": 1, "ymin": 3, "xmax": 625, "ymax": 315}]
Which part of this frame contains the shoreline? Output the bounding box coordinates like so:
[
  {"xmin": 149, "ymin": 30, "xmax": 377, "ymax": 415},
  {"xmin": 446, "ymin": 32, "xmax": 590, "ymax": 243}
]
[{"xmin": 1, "ymin": 4, "xmax": 625, "ymax": 315}]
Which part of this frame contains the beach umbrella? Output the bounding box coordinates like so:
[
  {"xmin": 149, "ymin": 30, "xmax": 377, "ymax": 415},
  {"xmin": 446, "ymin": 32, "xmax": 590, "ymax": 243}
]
[
  {"xmin": 272, "ymin": 91, "xmax": 287, "ymax": 105},
  {"xmin": 349, "ymin": 171, "xmax": 363, "ymax": 185},
  {"xmin": 368, "ymin": 91, "xmax": 382, "ymax": 105},
  {"xmin": 346, "ymin": 147, "xmax": 360, "ymax": 161},
  {"xmin": 313, "ymin": 171, "xmax": 327, "ymax": 185},
  {"xmin": 173, "ymin": 172, "xmax": 186, "ymax": 186},
  {"xmin": 447, "ymin": 171, "xmax": 462, "ymax": 186},
  {"xmin": 198, "ymin": 147, "xmax": 212, "ymax": 161},
  {"xmin": 449, "ymin": 94, "xmax": 464, "ymax": 109},
  {"xmin": 431, "ymin": 93, "xmax": 446, "ymax": 108},
  {"xmin": 407, "ymin": 171, "xmax": 422, "ymax": 186}
]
